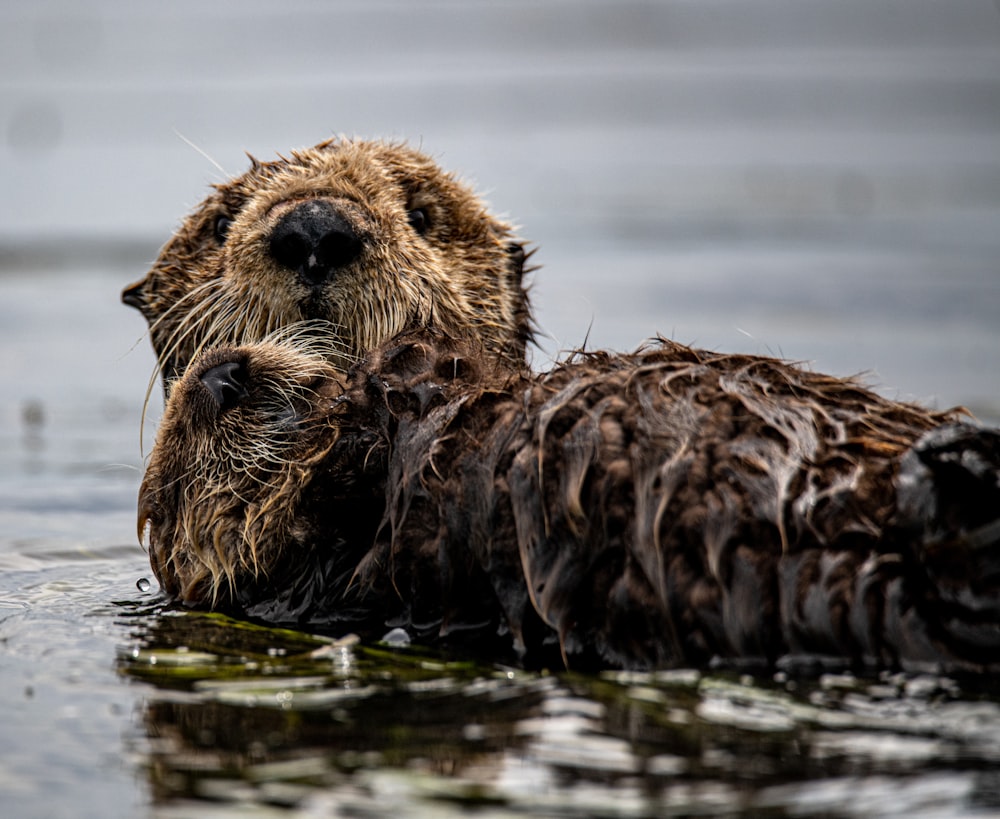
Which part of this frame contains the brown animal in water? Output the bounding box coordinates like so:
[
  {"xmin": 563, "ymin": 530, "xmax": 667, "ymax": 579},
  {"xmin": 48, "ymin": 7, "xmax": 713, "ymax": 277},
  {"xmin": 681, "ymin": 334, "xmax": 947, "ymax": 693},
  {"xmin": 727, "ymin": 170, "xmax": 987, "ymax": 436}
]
[
  {"xmin": 122, "ymin": 138, "xmax": 531, "ymax": 391},
  {"xmin": 138, "ymin": 330, "xmax": 1000, "ymax": 672}
]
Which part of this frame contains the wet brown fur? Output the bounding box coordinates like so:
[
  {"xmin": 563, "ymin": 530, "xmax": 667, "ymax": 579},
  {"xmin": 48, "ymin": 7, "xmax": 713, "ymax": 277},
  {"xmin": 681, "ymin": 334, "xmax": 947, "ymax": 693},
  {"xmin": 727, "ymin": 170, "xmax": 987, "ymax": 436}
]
[
  {"xmin": 122, "ymin": 138, "xmax": 532, "ymax": 391},
  {"xmin": 138, "ymin": 333, "xmax": 345, "ymax": 604},
  {"xmin": 139, "ymin": 331, "xmax": 1000, "ymax": 672}
]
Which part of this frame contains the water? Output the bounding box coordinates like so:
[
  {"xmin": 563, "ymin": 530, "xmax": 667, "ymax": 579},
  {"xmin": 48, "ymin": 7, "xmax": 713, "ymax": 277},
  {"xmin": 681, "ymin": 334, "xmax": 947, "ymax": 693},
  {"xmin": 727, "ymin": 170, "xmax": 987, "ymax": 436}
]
[
  {"xmin": 113, "ymin": 616, "xmax": 1000, "ymax": 817},
  {"xmin": 2, "ymin": 1, "xmax": 1000, "ymax": 816}
]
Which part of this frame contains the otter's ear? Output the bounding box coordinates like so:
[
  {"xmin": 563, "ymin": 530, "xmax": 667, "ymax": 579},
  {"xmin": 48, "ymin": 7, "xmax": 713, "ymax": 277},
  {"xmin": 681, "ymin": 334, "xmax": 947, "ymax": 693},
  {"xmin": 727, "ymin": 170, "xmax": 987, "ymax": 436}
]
[
  {"xmin": 506, "ymin": 241, "xmax": 527, "ymax": 282},
  {"xmin": 122, "ymin": 279, "xmax": 147, "ymax": 312}
]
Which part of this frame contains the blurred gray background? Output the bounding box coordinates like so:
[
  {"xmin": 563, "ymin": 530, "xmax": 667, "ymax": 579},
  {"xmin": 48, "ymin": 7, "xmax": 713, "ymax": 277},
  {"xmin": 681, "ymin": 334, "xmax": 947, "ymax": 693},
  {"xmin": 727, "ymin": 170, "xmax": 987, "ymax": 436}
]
[{"xmin": 2, "ymin": 0, "xmax": 999, "ymax": 422}]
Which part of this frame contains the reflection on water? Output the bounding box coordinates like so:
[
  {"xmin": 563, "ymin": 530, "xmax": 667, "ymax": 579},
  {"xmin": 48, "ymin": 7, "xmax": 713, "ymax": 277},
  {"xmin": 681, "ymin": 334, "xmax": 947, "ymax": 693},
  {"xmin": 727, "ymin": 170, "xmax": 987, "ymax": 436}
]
[{"xmin": 114, "ymin": 608, "xmax": 1000, "ymax": 817}]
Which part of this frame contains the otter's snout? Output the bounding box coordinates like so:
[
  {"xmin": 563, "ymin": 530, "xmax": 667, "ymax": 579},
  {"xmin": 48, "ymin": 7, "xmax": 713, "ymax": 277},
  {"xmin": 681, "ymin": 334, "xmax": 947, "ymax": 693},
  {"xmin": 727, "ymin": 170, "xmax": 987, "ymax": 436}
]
[
  {"xmin": 268, "ymin": 200, "xmax": 363, "ymax": 286},
  {"xmin": 200, "ymin": 361, "xmax": 249, "ymax": 411}
]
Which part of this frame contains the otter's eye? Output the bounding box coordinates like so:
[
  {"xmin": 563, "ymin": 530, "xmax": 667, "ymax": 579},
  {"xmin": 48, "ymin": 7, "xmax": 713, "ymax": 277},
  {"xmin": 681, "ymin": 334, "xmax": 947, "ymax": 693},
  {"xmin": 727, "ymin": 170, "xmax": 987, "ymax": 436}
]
[
  {"xmin": 407, "ymin": 207, "xmax": 430, "ymax": 235},
  {"xmin": 214, "ymin": 215, "xmax": 234, "ymax": 244}
]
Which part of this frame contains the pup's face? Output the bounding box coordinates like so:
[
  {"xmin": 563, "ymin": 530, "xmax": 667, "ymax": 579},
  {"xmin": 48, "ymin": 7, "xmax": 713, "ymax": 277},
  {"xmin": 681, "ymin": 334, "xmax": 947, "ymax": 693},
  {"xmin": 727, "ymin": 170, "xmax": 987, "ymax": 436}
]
[{"xmin": 138, "ymin": 337, "xmax": 343, "ymax": 605}]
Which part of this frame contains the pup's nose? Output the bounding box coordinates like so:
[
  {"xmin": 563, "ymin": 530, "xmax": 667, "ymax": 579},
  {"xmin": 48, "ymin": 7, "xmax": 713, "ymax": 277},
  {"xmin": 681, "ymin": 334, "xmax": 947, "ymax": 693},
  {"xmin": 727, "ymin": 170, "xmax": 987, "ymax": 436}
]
[{"xmin": 200, "ymin": 361, "xmax": 248, "ymax": 411}]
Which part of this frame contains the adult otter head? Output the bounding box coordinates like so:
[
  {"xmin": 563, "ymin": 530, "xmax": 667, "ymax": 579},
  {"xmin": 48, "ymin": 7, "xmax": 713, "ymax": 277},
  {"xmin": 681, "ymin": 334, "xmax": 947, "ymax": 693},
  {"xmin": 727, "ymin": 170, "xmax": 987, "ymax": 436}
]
[{"xmin": 122, "ymin": 138, "xmax": 532, "ymax": 392}]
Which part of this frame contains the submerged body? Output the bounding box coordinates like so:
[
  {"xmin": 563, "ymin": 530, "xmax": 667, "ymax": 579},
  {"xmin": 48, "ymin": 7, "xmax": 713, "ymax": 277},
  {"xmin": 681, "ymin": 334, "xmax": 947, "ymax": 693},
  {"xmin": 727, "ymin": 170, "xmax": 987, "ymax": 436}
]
[
  {"xmin": 122, "ymin": 138, "xmax": 531, "ymax": 391},
  {"xmin": 139, "ymin": 330, "xmax": 1000, "ymax": 672}
]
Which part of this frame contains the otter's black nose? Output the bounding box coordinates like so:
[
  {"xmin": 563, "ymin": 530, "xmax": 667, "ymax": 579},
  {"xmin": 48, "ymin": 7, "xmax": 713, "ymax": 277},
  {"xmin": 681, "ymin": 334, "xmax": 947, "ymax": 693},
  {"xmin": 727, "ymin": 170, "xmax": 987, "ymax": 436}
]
[
  {"xmin": 200, "ymin": 361, "xmax": 249, "ymax": 412},
  {"xmin": 268, "ymin": 200, "xmax": 363, "ymax": 286}
]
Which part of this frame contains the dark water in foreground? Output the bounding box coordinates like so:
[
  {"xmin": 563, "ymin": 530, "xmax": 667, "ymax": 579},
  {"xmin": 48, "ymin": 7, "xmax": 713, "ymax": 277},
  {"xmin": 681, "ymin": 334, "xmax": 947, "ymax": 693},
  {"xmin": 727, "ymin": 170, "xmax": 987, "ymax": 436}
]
[
  {"xmin": 1, "ymin": 257, "xmax": 999, "ymax": 818},
  {"xmin": 7, "ymin": 557, "xmax": 1000, "ymax": 819}
]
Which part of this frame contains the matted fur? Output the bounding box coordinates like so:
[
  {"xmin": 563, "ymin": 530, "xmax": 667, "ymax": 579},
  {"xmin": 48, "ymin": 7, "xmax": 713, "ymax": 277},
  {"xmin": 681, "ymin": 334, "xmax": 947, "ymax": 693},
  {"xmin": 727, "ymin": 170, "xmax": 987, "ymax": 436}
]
[{"xmin": 139, "ymin": 330, "xmax": 1000, "ymax": 672}]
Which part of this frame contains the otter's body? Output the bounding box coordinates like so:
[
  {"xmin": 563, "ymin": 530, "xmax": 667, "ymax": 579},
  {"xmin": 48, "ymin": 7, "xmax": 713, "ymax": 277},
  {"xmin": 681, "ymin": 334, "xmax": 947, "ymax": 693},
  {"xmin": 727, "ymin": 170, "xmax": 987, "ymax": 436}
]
[
  {"xmin": 123, "ymin": 138, "xmax": 531, "ymax": 390},
  {"xmin": 138, "ymin": 331, "xmax": 1000, "ymax": 672}
]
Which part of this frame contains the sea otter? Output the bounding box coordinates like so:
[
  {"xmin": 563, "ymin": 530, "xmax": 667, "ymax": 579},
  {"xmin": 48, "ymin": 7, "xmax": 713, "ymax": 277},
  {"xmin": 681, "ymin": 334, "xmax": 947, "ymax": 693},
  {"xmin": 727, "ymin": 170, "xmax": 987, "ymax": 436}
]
[
  {"xmin": 137, "ymin": 329, "xmax": 1000, "ymax": 672},
  {"xmin": 122, "ymin": 138, "xmax": 531, "ymax": 391}
]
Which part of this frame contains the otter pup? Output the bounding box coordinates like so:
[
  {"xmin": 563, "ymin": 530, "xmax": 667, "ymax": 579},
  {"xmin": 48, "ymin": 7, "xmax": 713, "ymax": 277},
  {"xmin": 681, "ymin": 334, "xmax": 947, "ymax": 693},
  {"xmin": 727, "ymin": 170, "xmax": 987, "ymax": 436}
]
[
  {"xmin": 122, "ymin": 138, "xmax": 531, "ymax": 391},
  {"xmin": 138, "ymin": 330, "xmax": 1000, "ymax": 672}
]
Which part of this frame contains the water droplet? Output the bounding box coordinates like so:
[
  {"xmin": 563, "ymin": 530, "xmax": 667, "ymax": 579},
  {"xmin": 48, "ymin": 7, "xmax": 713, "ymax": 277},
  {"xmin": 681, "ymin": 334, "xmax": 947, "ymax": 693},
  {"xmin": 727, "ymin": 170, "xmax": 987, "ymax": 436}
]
[
  {"xmin": 380, "ymin": 627, "xmax": 411, "ymax": 647},
  {"xmin": 136, "ymin": 577, "xmax": 151, "ymax": 592}
]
